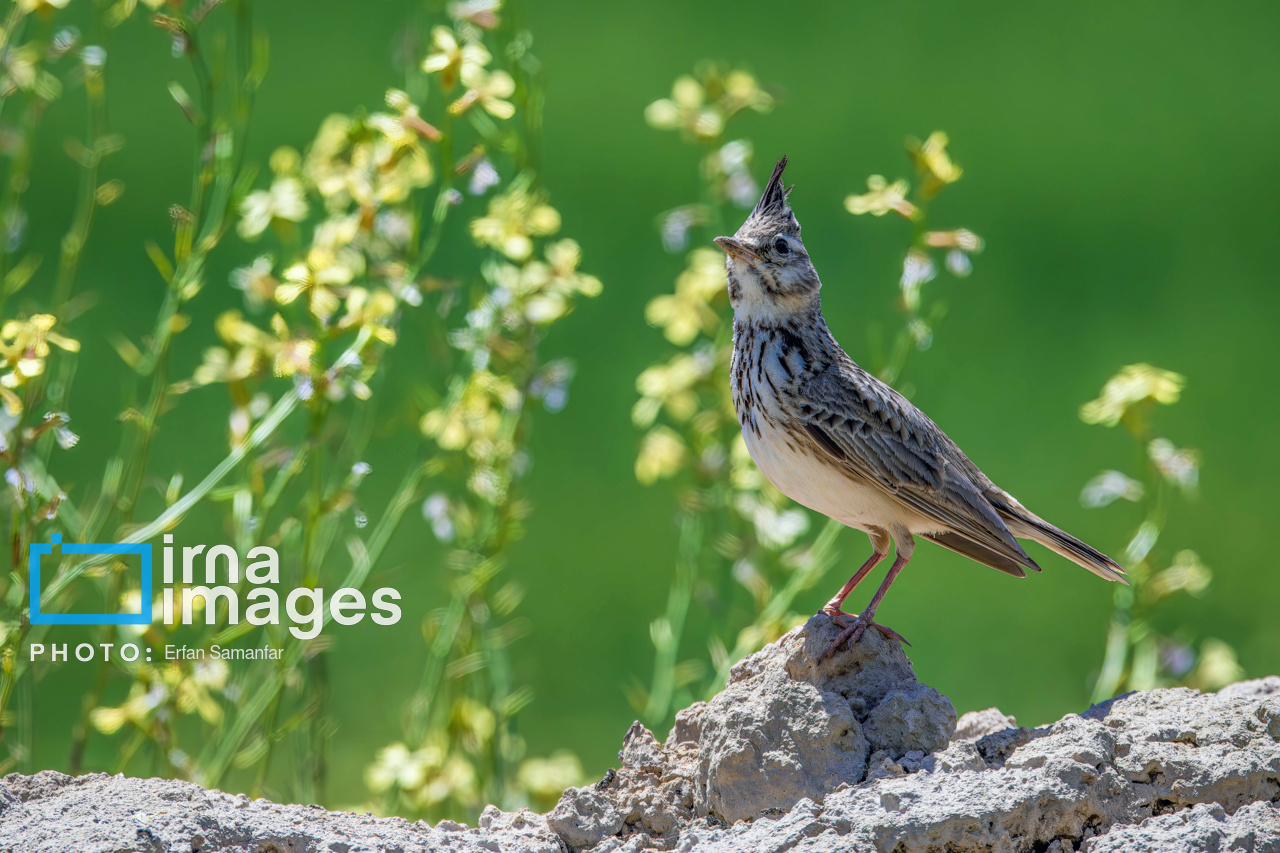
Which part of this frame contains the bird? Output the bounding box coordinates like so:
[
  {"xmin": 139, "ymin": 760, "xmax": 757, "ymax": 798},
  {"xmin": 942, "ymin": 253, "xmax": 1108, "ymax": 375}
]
[{"xmin": 714, "ymin": 156, "xmax": 1126, "ymax": 656}]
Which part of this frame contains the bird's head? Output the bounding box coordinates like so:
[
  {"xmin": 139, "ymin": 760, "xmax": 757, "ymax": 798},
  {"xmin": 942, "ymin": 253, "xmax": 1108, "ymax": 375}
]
[{"xmin": 715, "ymin": 156, "xmax": 820, "ymax": 323}]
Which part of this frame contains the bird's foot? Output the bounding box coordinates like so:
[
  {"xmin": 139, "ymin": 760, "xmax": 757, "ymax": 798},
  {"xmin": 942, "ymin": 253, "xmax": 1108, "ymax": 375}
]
[{"xmin": 820, "ymin": 607, "xmax": 910, "ymax": 657}]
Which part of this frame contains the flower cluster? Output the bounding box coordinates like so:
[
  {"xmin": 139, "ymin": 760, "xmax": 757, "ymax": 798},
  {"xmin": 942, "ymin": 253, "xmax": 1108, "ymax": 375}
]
[
  {"xmin": 844, "ymin": 133, "xmax": 981, "ymax": 372},
  {"xmin": 1080, "ymin": 365, "xmax": 1233, "ymax": 698},
  {"xmin": 1079, "ymin": 362, "xmax": 1184, "ymax": 428},
  {"xmin": 470, "ymin": 183, "xmax": 562, "ymax": 261},
  {"xmin": 345, "ymin": 1, "xmax": 597, "ymax": 821},
  {"xmin": 192, "ymin": 92, "xmax": 441, "ymax": 420},
  {"xmin": 644, "ymin": 64, "xmax": 773, "ymax": 142},
  {"xmin": 0, "ymin": 315, "xmax": 80, "ymax": 414},
  {"xmin": 643, "ymin": 248, "xmax": 727, "ymax": 346},
  {"xmin": 90, "ymin": 657, "xmax": 231, "ymax": 736},
  {"xmin": 423, "ymin": 25, "xmax": 515, "ymax": 119}
]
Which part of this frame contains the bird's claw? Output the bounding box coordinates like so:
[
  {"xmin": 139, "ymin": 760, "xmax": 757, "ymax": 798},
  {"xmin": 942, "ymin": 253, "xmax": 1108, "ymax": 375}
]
[{"xmin": 820, "ymin": 608, "xmax": 910, "ymax": 657}]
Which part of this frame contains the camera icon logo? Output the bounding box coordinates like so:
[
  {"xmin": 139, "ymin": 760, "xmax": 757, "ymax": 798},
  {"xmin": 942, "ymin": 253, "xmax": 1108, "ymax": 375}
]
[{"xmin": 30, "ymin": 535, "xmax": 153, "ymax": 626}]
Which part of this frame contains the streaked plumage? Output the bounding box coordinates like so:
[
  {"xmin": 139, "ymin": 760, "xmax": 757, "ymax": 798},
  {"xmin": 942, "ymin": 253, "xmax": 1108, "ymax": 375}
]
[{"xmin": 716, "ymin": 157, "xmax": 1126, "ymax": 652}]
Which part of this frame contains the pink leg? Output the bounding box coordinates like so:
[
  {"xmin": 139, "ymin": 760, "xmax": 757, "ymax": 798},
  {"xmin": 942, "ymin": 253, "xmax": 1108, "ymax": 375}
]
[
  {"xmin": 821, "ymin": 550, "xmax": 886, "ymax": 617},
  {"xmin": 822, "ymin": 545, "xmax": 912, "ymax": 657}
]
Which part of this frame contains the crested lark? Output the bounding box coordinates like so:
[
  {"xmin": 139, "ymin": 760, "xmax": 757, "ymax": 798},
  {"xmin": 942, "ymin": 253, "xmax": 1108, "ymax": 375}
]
[{"xmin": 715, "ymin": 156, "xmax": 1126, "ymax": 655}]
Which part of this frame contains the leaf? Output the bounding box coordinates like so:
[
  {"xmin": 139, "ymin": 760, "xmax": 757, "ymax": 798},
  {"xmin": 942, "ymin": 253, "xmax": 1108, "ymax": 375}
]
[
  {"xmin": 250, "ymin": 33, "xmax": 270, "ymax": 89},
  {"xmin": 168, "ymin": 82, "xmax": 198, "ymax": 124},
  {"xmin": 94, "ymin": 181, "xmax": 125, "ymax": 206},
  {"xmin": 144, "ymin": 240, "xmax": 174, "ymax": 284},
  {"xmin": 4, "ymin": 254, "xmax": 41, "ymax": 295},
  {"xmin": 63, "ymin": 138, "xmax": 93, "ymax": 168},
  {"xmin": 93, "ymin": 134, "xmax": 126, "ymax": 158},
  {"xmin": 108, "ymin": 335, "xmax": 142, "ymax": 369}
]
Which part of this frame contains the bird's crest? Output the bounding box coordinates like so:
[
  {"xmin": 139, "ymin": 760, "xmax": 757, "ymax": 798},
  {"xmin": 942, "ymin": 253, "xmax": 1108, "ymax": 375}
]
[{"xmin": 736, "ymin": 155, "xmax": 800, "ymax": 240}]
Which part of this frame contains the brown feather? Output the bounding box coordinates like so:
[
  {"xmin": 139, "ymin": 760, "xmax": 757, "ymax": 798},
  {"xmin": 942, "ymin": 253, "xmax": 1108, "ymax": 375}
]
[{"xmin": 922, "ymin": 530, "xmax": 1034, "ymax": 578}]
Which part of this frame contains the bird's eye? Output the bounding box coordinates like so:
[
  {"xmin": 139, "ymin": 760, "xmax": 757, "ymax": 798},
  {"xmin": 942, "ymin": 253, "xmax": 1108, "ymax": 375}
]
[{"xmin": 774, "ymin": 237, "xmax": 791, "ymax": 255}]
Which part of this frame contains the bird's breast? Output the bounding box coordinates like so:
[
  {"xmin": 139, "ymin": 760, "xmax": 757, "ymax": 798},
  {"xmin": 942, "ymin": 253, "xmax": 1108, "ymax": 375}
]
[{"xmin": 732, "ymin": 333, "xmax": 909, "ymax": 533}]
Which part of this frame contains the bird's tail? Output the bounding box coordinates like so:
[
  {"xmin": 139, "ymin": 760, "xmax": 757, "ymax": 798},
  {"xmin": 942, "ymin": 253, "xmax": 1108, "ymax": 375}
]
[{"xmin": 997, "ymin": 502, "xmax": 1128, "ymax": 584}]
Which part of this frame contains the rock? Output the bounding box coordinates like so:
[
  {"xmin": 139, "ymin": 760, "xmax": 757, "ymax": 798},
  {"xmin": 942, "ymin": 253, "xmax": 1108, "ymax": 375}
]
[
  {"xmin": 863, "ymin": 684, "xmax": 956, "ymax": 755},
  {"xmin": 692, "ymin": 614, "xmax": 953, "ymax": 824},
  {"xmin": 1083, "ymin": 801, "xmax": 1280, "ymax": 852},
  {"xmin": 2, "ymin": 622, "xmax": 1278, "ymax": 853},
  {"xmin": 548, "ymin": 784, "xmax": 628, "ymax": 851},
  {"xmin": 0, "ymin": 769, "xmax": 565, "ymax": 853},
  {"xmin": 549, "ymin": 614, "xmax": 956, "ymax": 839},
  {"xmin": 547, "ymin": 720, "xmax": 699, "ymax": 850},
  {"xmin": 648, "ymin": 681, "xmax": 1280, "ymax": 852},
  {"xmin": 952, "ymin": 707, "xmax": 1018, "ymax": 744},
  {"xmin": 693, "ymin": 660, "xmax": 869, "ymax": 823}
]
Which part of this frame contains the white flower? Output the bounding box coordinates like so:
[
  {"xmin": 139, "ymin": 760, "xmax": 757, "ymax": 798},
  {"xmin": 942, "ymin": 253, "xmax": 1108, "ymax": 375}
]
[
  {"xmin": 1080, "ymin": 470, "xmax": 1145, "ymax": 508},
  {"xmin": 238, "ymin": 178, "xmax": 308, "ymax": 239},
  {"xmin": 734, "ymin": 493, "xmax": 809, "ymax": 550}
]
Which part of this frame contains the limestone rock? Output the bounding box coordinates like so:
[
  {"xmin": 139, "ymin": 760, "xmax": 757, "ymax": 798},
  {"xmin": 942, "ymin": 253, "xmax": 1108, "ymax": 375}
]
[
  {"xmin": 3, "ymin": 626, "xmax": 1278, "ymax": 853},
  {"xmin": 0, "ymin": 770, "xmax": 565, "ymax": 853}
]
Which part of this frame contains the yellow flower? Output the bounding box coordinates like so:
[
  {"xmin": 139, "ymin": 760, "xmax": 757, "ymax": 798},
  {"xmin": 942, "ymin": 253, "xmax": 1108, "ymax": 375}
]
[
  {"xmin": 636, "ymin": 426, "xmax": 687, "ymax": 484},
  {"xmin": 1186, "ymin": 639, "xmax": 1243, "ymax": 692},
  {"xmin": 418, "ymin": 753, "xmax": 479, "ymax": 808},
  {"xmin": 644, "ymin": 248, "xmax": 726, "ymax": 345},
  {"xmin": 517, "ymin": 751, "xmax": 584, "ymax": 810},
  {"xmin": 1148, "ymin": 550, "xmax": 1211, "ymax": 600},
  {"xmin": 277, "ymin": 265, "xmax": 343, "ymax": 323},
  {"xmin": 908, "ymin": 131, "xmax": 963, "ymax": 197},
  {"xmin": 517, "ymin": 239, "xmax": 602, "ymax": 324},
  {"xmin": 470, "ymin": 184, "xmax": 560, "ymax": 260},
  {"xmin": 449, "ymin": 64, "xmax": 516, "ymax": 119},
  {"xmin": 276, "ymin": 219, "xmax": 363, "ymax": 323},
  {"xmin": 268, "ymin": 314, "xmax": 317, "ymax": 378},
  {"xmin": 645, "ymin": 66, "xmax": 772, "ymax": 141},
  {"xmin": 845, "ymin": 175, "xmax": 916, "ymax": 218},
  {"xmin": 719, "ymin": 70, "xmax": 772, "ymax": 113},
  {"xmin": 17, "ymin": 0, "xmax": 70, "ymax": 14},
  {"xmin": 366, "ymin": 742, "xmax": 440, "ymax": 793},
  {"xmin": 421, "ymin": 370, "xmax": 519, "ymax": 450},
  {"xmin": 1080, "ymin": 363, "xmax": 1184, "ymax": 427},
  {"xmin": 336, "ymin": 287, "xmax": 398, "ymax": 345},
  {"xmin": 90, "ymin": 681, "xmax": 164, "ymax": 735},
  {"xmin": 0, "ymin": 314, "xmax": 79, "ymax": 411},
  {"xmin": 645, "ymin": 75, "xmax": 722, "ymax": 140},
  {"xmin": 304, "ymin": 114, "xmax": 433, "ymax": 209},
  {"xmin": 374, "ymin": 89, "xmax": 442, "ymax": 148},
  {"xmin": 194, "ymin": 311, "xmax": 285, "ymax": 384},
  {"xmin": 632, "ymin": 352, "xmax": 711, "ymax": 427},
  {"xmin": 422, "ymin": 26, "xmax": 491, "ymax": 89}
]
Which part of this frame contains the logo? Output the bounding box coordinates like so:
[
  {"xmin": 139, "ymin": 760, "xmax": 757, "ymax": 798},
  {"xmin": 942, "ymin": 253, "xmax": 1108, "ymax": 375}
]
[
  {"xmin": 30, "ymin": 535, "xmax": 153, "ymax": 625},
  {"xmin": 30, "ymin": 534, "xmax": 402, "ymax": 637}
]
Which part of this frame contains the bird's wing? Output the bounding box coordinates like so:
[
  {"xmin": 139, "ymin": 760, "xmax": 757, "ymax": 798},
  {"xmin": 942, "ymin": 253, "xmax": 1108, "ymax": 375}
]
[{"xmin": 797, "ymin": 361, "xmax": 1040, "ymax": 573}]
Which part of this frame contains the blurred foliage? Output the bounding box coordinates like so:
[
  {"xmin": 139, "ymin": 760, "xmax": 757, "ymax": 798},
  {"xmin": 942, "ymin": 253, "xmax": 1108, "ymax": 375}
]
[
  {"xmin": 0, "ymin": 0, "xmax": 592, "ymax": 817},
  {"xmin": 1081, "ymin": 364, "xmax": 1241, "ymax": 700}
]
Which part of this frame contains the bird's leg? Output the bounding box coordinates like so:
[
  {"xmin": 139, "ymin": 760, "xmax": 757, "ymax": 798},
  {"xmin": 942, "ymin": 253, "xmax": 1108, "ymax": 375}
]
[
  {"xmin": 823, "ymin": 549, "xmax": 912, "ymax": 657},
  {"xmin": 820, "ymin": 550, "xmax": 886, "ymax": 619}
]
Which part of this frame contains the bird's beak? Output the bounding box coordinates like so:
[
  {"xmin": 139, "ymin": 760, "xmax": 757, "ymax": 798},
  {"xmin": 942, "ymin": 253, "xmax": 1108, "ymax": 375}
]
[{"xmin": 714, "ymin": 236, "xmax": 760, "ymax": 262}]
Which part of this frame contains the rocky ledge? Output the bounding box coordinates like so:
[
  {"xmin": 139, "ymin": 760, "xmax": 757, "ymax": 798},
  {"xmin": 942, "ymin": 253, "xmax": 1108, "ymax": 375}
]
[{"xmin": 2, "ymin": 615, "xmax": 1277, "ymax": 852}]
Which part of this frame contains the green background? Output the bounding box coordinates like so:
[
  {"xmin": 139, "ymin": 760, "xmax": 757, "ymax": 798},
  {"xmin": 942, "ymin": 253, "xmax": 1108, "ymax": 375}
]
[{"xmin": 26, "ymin": 0, "xmax": 1280, "ymax": 808}]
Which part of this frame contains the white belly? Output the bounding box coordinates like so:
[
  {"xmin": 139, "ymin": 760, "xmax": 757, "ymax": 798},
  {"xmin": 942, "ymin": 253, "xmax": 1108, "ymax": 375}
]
[{"xmin": 743, "ymin": 416, "xmax": 926, "ymax": 536}]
